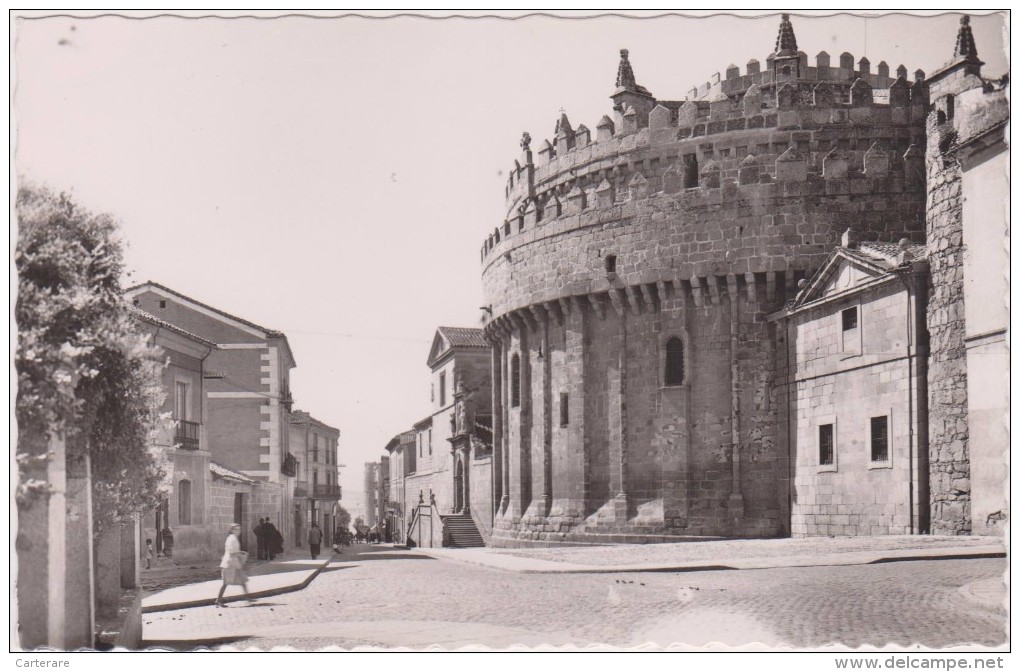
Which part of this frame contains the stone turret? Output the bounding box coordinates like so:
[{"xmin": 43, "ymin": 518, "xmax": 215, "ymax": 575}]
[
  {"xmin": 953, "ymin": 14, "xmax": 980, "ymax": 61},
  {"xmin": 611, "ymin": 48, "xmax": 655, "ymax": 130},
  {"xmin": 929, "ymin": 15, "xmax": 985, "ymax": 99},
  {"xmin": 773, "ymin": 13, "xmax": 801, "ymax": 82}
]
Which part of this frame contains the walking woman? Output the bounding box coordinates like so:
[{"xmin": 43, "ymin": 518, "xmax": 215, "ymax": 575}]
[{"xmin": 215, "ymin": 524, "xmax": 254, "ymax": 607}]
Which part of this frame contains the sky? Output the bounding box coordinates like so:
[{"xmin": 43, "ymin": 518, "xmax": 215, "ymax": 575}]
[{"xmin": 13, "ymin": 10, "xmax": 1009, "ymax": 501}]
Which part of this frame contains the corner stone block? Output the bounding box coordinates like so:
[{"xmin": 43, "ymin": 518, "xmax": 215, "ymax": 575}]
[
  {"xmin": 863, "ymin": 143, "xmax": 889, "ymax": 177},
  {"xmin": 812, "ymin": 81, "xmax": 835, "ymax": 107},
  {"xmin": 710, "ymin": 92, "xmax": 730, "ymax": 117},
  {"xmin": 737, "ymin": 154, "xmax": 760, "ymax": 185},
  {"xmin": 538, "ymin": 139, "xmax": 555, "ymax": 165},
  {"xmin": 628, "ymin": 171, "xmax": 649, "ymax": 200},
  {"xmin": 543, "ymin": 194, "xmax": 562, "ymax": 220},
  {"xmin": 575, "ymin": 124, "xmax": 591, "ymax": 147},
  {"xmin": 595, "ymin": 179, "xmax": 615, "ymax": 208},
  {"xmin": 822, "ymin": 147, "xmax": 849, "ymax": 179},
  {"xmin": 850, "ymin": 78, "xmax": 873, "ymax": 106},
  {"xmin": 888, "ymin": 77, "xmax": 910, "ymax": 107},
  {"xmin": 622, "ymin": 106, "xmax": 639, "ymax": 134},
  {"xmin": 564, "ymin": 184, "xmax": 585, "ymax": 215},
  {"xmin": 677, "ymin": 100, "xmax": 699, "ymax": 129},
  {"xmin": 700, "ymin": 161, "xmax": 721, "ymax": 189},
  {"xmin": 776, "ymin": 83, "xmax": 798, "ymax": 110},
  {"xmin": 775, "ymin": 147, "xmax": 807, "ymax": 182},
  {"xmin": 662, "ymin": 165, "xmax": 683, "ymax": 194},
  {"xmin": 596, "ymin": 115, "xmax": 615, "ymax": 142},
  {"xmin": 649, "ymin": 104, "xmax": 672, "ymax": 129},
  {"xmin": 523, "ymin": 199, "xmax": 540, "ymax": 228}
]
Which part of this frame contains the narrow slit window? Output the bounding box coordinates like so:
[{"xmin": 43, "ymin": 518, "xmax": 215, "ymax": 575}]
[
  {"xmin": 559, "ymin": 392, "xmax": 569, "ymax": 427},
  {"xmin": 819, "ymin": 424, "xmax": 834, "ymax": 466},
  {"xmin": 870, "ymin": 416, "xmax": 889, "ymax": 462},
  {"xmin": 665, "ymin": 337, "xmax": 685, "ymax": 386},
  {"xmin": 510, "ymin": 353, "xmax": 521, "ymax": 408}
]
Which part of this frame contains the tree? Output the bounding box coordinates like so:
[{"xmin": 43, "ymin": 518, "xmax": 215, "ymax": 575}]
[
  {"xmin": 334, "ymin": 506, "xmax": 352, "ymax": 533},
  {"xmin": 15, "ymin": 185, "xmax": 170, "ymax": 528}
]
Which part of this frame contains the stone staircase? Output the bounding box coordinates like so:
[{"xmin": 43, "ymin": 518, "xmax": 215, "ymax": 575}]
[{"xmin": 442, "ymin": 513, "xmax": 486, "ymax": 548}]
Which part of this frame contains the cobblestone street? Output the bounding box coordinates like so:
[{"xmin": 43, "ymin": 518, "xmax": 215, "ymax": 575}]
[{"xmin": 143, "ymin": 545, "xmax": 1007, "ymax": 650}]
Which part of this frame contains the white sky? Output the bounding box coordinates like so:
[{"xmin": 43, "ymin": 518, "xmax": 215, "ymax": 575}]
[{"xmin": 12, "ymin": 10, "xmax": 1009, "ymax": 499}]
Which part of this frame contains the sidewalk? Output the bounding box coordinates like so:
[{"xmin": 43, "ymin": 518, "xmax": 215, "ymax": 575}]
[
  {"xmin": 413, "ymin": 535, "xmax": 1006, "ymax": 574},
  {"xmin": 141, "ymin": 549, "xmax": 334, "ymax": 613}
]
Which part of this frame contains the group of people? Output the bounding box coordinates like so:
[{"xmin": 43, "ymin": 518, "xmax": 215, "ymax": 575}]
[{"xmin": 253, "ymin": 517, "xmax": 284, "ymax": 560}]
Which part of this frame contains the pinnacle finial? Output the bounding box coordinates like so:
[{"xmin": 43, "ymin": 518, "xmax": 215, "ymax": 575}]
[
  {"xmin": 520, "ymin": 132, "xmax": 531, "ymax": 151},
  {"xmin": 616, "ymin": 48, "xmax": 637, "ymax": 90},
  {"xmin": 954, "ymin": 14, "xmax": 978, "ymax": 60},
  {"xmin": 774, "ymin": 13, "xmax": 798, "ymax": 56}
]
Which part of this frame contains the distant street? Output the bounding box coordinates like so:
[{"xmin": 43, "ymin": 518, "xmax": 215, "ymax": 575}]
[{"xmin": 143, "ymin": 545, "xmax": 1007, "ymax": 650}]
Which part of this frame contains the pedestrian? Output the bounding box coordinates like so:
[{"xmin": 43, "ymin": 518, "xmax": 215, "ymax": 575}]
[
  {"xmin": 264, "ymin": 519, "xmax": 282, "ymax": 560},
  {"xmin": 308, "ymin": 522, "xmax": 323, "ymax": 560},
  {"xmin": 145, "ymin": 538, "xmax": 153, "ymax": 569},
  {"xmin": 215, "ymin": 524, "xmax": 254, "ymax": 607},
  {"xmin": 253, "ymin": 517, "xmax": 266, "ymax": 560}
]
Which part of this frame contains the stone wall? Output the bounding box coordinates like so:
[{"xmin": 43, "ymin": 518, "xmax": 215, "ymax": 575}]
[
  {"xmin": 923, "ymin": 68, "xmax": 976, "ymax": 535},
  {"xmin": 490, "ymin": 283, "xmax": 790, "ymax": 545},
  {"xmin": 480, "ymin": 27, "xmax": 930, "ymax": 546},
  {"xmin": 782, "ymin": 277, "xmax": 928, "ymax": 536}
]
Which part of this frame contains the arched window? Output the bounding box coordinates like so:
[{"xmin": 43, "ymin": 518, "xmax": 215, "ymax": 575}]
[
  {"xmin": 665, "ymin": 337, "xmax": 685, "ymax": 386},
  {"xmin": 510, "ymin": 353, "xmax": 521, "ymax": 408},
  {"xmin": 177, "ymin": 479, "xmax": 192, "ymax": 525}
]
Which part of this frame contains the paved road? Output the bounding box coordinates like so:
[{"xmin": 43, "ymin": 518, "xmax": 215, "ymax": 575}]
[{"xmin": 143, "ymin": 545, "xmax": 1007, "ymax": 650}]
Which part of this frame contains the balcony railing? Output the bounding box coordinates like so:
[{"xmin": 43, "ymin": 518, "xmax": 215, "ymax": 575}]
[
  {"xmin": 294, "ymin": 481, "xmax": 309, "ymax": 498},
  {"xmin": 174, "ymin": 419, "xmax": 201, "ymax": 450},
  {"xmin": 313, "ymin": 484, "xmax": 343, "ymax": 499}
]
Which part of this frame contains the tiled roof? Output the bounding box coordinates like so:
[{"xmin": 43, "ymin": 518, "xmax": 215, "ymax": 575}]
[
  {"xmin": 131, "ymin": 307, "xmax": 218, "ymax": 347},
  {"xmin": 125, "ymin": 281, "xmax": 284, "ymax": 339},
  {"xmin": 288, "ymin": 409, "xmax": 340, "ymax": 434},
  {"xmin": 856, "ymin": 241, "xmax": 929, "ymax": 266},
  {"xmin": 125, "ymin": 280, "xmax": 295, "ymax": 366},
  {"xmin": 210, "ymin": 461, "xmax": 257, "ymax": 484},
  {"xmin": 437, "ymin": 326, "xmax": 488, "ymax": 349}
]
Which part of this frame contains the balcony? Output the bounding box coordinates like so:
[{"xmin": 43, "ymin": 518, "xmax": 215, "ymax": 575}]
[
  {"xmin": 174, "ymin": 419, "xmax": 201, "ymax": 450},
  {"xmin": 313, "ymin": 484, "xmax": 343, "ymax": 500},
  {"xmin": 281, "ymin": 452, "xmax": 297, "ymax": 477},
  {"xmin": 294, "ymin": 481, "xmax": 309, "ymax": 498}
]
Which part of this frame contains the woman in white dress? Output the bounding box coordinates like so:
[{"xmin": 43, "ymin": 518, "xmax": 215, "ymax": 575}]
[{"xmin": 215, "ymin": 523, "xmax": 254, "ymax": 607}]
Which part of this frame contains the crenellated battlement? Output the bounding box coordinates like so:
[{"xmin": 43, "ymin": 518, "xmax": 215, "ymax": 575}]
[
  {"xmin": 481, "ymin": 14, "xmax": 931, "ymax": 326},
  {"xmin": 494, "ymin": 16, "xmax": 932, "ymax": 263},
  {"xmin": 485, "ymin": 128, "xmax": 926, "ymax": 267},
  {"xmin": 685, "ymin": 52, "xmax": 921, "ymax": 102}
]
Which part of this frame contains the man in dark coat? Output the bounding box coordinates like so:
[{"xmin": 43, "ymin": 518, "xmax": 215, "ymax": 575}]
[
  {"xmin": 253, "ymin": 518, "xmax": 266, "ymax": 560},
  {"xmin": 308, "ymin": 522, "xmax": 323, "ymax": 560},
  {"xmin": 263, "ymin": 519, "xmax": 283, "ymax": 560}
]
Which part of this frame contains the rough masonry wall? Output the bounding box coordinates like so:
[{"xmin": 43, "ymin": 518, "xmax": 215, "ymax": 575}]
[
  {"xmin": 483, "ymin": 50, "xmax": 928, "ymax": 545},
  {"xmin": 925, "ymin": 119, "xmax": 970, "ymax": 535}
]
